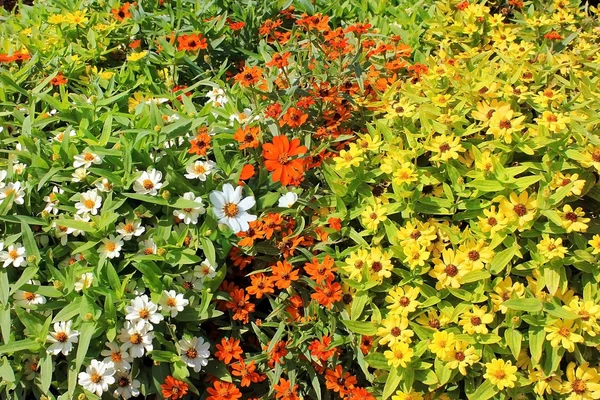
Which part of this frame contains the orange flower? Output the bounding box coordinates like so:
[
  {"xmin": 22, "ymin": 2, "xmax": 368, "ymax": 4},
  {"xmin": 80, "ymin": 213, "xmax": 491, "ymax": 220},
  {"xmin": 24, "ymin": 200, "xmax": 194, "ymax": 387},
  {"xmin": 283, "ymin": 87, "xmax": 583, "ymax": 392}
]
[
  {"xmin": 263, "ymin": 213, "xmax": 284, "ymax": 239},
  {"xmin": 51, "ymin": 73, "xmax": 68, "ymax": 86},
  {"xmin": 266, "ymin": 52, "xmax": 292, "ymax": 68},
  {"xmin": 262, "ymin": 135, "xmax": 307, "ymax": 186},
  {"xmin": 228, "ymin": 21, "xmax": 245, "ymax": 31},
  {"xmin": 277, "ymin": 235, "xmax": 303, "ymax": 259},
  {"xmin": 265, "ymin": 103, "xmax": 283, "ymax": 119},
  {"xmin": 271, "ymin": 261, "xmax": 299, "ymax": 289},
  {"xmin": 234, "ymin": 66, "xmax": 263, "ymax": 87},
  {"xmin": 259, "ymin": 19, "xmax": 283, "ymax": 36},
  {"xmin": 347, "ymin": 387, "xmax": 377, "ymax": 400},
  {"xmin": 266, "ymin": 340, "xmax": 289, "ymax": 368},
  {"xmin": 129, "ymin": 39, "xmax": 141, "ymax": 49},
  {"xmin": 230, "ymin": 359, "xmax": 264, "ymax": 387},
  {"xmin": 328, "ymin": 217, "xmax": 342, "ymax": 231},
  {"xmin": 311, "ymin": 280, "xmax": 342, "ymax": 309},
  {"xmin": 247, "ymin": 273, "xmax": 275, "ymax": 299},
  {"xmin": 225, "ymin": 289, "xmax": 255, "ymax": 324},
  {"xmin": 229, "ymin": 246, "xmax": 254, "ymax": 270},
  {"xmin": 325, "ymin": 365, "xmax": 358, "ymax": 394},
  {"xmin": 274, "ymin": 378, "xmax": 300, "ymax": 400},
  {"xmin": 236, "ymin": 220, "xmax": 264, "ymax": 247},
  {"xmin": 280, "ymin": 107, "xmax": 308, "ymax": 129},
  {"xmin": 304, "ymin": 255, "xmax": 337, "ymax": 284},
  {"xmin": 177, "ymin": 33, "xmax": 208, "ymax": 51},
  {"xmin": 111, "ymin": 2, "xmax": 132, "ymax": 21},
  {"xmin": 308, "ymin": 335, "xmax": 335, "ymax": 361},
  {"xmin": 233, "ymin": 126, "xmax": 260, "ymax": 149},
  {"xmin": 207, "ymin": 380, "xmax": 242, "ymax": 400},
  {"xmin": 189, "ymin": 131, "xmax": 211, "ymax": 156},
  {"xmin": 238, "ymin": 164, "xmax": 256, "ymax": 183},
  {"xmin": 360, "ymin": 336, "xmax": 373, "ymax": 355},
  {"xmin": 161, "ymin": 376, "xmax": 188, "ymax": 400},
  {"xmin": 215, "ymin": 337, "xmax": 244, "ymax": 364},
  {"xmin": 544, "ymin": 31, "xmax": 562, "ymax": 40}
]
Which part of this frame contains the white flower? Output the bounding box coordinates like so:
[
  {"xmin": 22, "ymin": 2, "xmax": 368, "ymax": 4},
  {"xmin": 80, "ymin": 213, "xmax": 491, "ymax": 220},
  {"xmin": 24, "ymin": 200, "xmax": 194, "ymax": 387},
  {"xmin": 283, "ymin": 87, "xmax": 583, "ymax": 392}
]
[
  {"xmin": 209, "ymin": 183, "xmax": 256, "ymax": 233},
  {"xmin": 47, "ymin": 321, "xmax": 79, "ymax": 356},
  {"xmin": 159, "ymin": 290, "xmax": 189, "ymax": 317},
  {"xmin": 14, "ymin": 290, "xmax": 46, "ymax": 307},
  {"xmin": 125, "ymin": 295, "xmax": 163, "ymax": 325},
  {"xmin": 117, "ymin": 321, "xmax": 154, "ymax": 358},
  {"xmin": 194, "ymin": 259, "xmax": 217, "ymax": 281},
  {"xmin": 54, "ymin": 223, "xmax": 74, "ymax": 245},
  {"xmin": 0, "ymin": 243, "xmax": 27, "ymax": 268},
  {"xmin": 74, "ymin": 272, "xmax": 94, "ymax": 292},
  {"xmin": 101, "ymin": 342, "xmax": 132, "ymax": 371},
  {"xmin": 173, "ymin": 192, "xmax": 205, "ymax": 224},
  {"xmin": 71, "ymin": 214, "xmax": 89, "ymax": 237},
  {"xmin": 138, "ymin": 239, "xmax": 157, "ymax": 255},
  {"xmin": 13, "ymin": 163, "xmax": 26, "ymax": 175},
  {"xmin": 179, "ymin": 336, "xmax": 210, "ymax": 372},
  {"xmin": 113, "ymin": 371, "xmax": 141, "ymax": 399},
  {"xmin": 0, "ymin": 181, "xmax": 25, "ymax": 205},
  {"xmin": 116, "ymin": 220, "xmax": 145, "ymax": 241},
  {"xmin": 278, "ymin": 192, "xmax": 298, "ymax": 208},
  {"xmin": 73, "ymin": 151, "xmax": 103, "ymax": 169},
  {"xmin": 185, "ymin": 160, "xmax": 216, "ymax": 181},
  {"xmin": 99, "ymin": 235, "xmax": 123, "ymax": 259},
  {"xmin": 52, "ymin": 129, "xmax": 76, "ymax": 143},
  {"xmin": 133, "ymin": 169, "xmax": 163, "ymax": 196},
  {"xmin": 144, "ymin": 97, "xmax": 169, "ymax": 105},
  {"xmin": 71, "ymin": 167, "xmax": 88, "ymax": 182},
  {"xmin": 206, "ymin": 87, "xmax": 228, "ymax": 106},
  {"xmin": 229, "ymin": 108, "xmax": 258, "ymax": 125},
  {"xmin": 23, "ymin": 356, "xmax": 40, "ymax": 380},
  {"xmin": 176, "ymin": 273, "xmax": 203, "ymax": 291},
  {"xmin": 77, "ymin": 359, "xmax": 115, "ymax": 396},
  {"xmin": 95, "ymin": 178, "xmax": 113, "ymax": 192},
  {"xmin": 43, "ymin": 186, "xmax": 63, "ymax": 214},
  {"xmin": 0, "ymin": 170, "xmax": 6, "ymax": 189},
  {"xmin": 75, "ymin": 189, "xmax": 102, "ymax": 216}
]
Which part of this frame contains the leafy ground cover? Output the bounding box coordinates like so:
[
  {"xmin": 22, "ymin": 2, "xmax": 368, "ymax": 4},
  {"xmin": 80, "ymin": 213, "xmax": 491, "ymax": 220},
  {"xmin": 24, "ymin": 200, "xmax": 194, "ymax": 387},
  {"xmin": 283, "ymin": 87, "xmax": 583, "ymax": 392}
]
[{"xmin": 1, "ymin": 0, "xmax": 600, "ymax": 399}]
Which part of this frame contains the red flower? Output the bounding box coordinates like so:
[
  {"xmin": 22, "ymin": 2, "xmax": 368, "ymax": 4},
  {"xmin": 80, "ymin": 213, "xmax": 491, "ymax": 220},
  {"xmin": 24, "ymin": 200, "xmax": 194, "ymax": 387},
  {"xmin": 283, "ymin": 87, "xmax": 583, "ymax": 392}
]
[
  {"xmin": 228, "ymin": 21, "xmax": 245, "ymax": 31},
  {"xmin": 177, "ymin": 33, "xmax": 208, "ymax": 51},
  {"xmin": 51, "ymin": 73, "xmax": 68, "ymax": 86},
  {"xmin": 207, "ymin": 380, "xmax": 242, "ymax": 400},
  {"xmin": 328, "ymin": 217, "xmax": 342, "ymax": 231},
  {"xmin": 266, "ymin": 52, "xmax": 292, "ymax": 68},
  {"xmin": 544, "ymin": 31, "xmax": 562, "ymax": 40},
  {"xmin": 265, "ymin": 103, "xmax": 283, "ymax": 119},
  {"xmin": 325, "ymin": 365, "xmax": 358, "ymax": 394},
  {"xmin": 262, "ymin": 135, "xmax": 307, "ymax": 186},
  {"xmin": 189, "ymin": 130, "xmax": 211, "ymax": 156},
  {"xmin": 230, "ymin": 359, "xmax": 264, "ymax": 387},
  {"xmin": 233, "ymin": 126, "xmax": 260, "ymax": 149},
  {"xmin": 111, "ymin": 2, "xmax": 132, "ymax": 21},
  {"xmin": 311, "ymin": 280, "xmax": 342, "ymax": 309},
  {"xmin": 280, "ymin": 107, "xmax": 308, "ymax": 128},
  {"xmin": 308, "ymin": 335, "xmax": 335, "ymax": 361},
  {"xmin": 234, "ymin": 66, "xmax": 263, "ymax": 87},
  {"xmin": 161, "ymin": 376, "xmax": 188, "ymax": 400}
]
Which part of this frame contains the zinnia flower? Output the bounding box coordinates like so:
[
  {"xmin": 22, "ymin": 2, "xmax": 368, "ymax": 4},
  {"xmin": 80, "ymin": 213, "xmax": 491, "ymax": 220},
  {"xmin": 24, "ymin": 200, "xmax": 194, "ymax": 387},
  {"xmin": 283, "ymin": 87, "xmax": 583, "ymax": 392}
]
[
  {"xmin": 262, "ymin": 135, "xmax": 307, "ymax": 186},
  {"xmin": 210, "ymin": 183, "xmax": 257, "ymax": 233}
]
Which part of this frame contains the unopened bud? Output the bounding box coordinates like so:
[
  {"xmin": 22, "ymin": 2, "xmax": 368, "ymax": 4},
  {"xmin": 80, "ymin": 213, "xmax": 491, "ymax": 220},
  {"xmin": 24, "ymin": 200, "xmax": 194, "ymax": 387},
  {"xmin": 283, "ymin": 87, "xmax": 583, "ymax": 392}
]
[
  {"xmin": 161, "ymin": 190, "xmax": 171, "ymax": 200},
  {"xmin": 157, "ymin": 248, "xmax": 167, "ymax": 257},
  {"xmin": 84, "ymin": 313, "xmax": 94, "ymax": 321},
  {"xmin": 27, "ymin": 255, "xmax": 36, "ymax": 264},
  {"xmin": 78, "ymin": 394, "xmax": 86, "ymax": 400},
  {"xmin": 154, "ymin": 125, "xmax": 161, "ymax": 132},
  {"xmin": 203, "ymin": 229, "xmax": 212, "ymax": 237},
  {"xmin": 53, "ymin": 281, "xmax": 64, "ymax": 290}
]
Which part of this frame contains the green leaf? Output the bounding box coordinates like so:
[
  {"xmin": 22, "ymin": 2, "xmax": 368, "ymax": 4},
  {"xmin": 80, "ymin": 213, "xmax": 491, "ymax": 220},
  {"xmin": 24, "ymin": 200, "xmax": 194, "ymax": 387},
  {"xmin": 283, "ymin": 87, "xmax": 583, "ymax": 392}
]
[
  {"xmin": 364, "ymin": 352, "xmax": 390, "ymax": 370},
  {"xmin": 490, "ymin": 243, "xmax": 519, "ymax": 274},
  {"xmin": 0, "ymin": 339, "xmax": 38, "ymax": 354},
  {"xmin": 199, "ymin": 237, "xmax": 217, "ymax": 266},
  {"xmin": 502, "ymin": 298, "xmax": 543, "ymax": 312},
  {"xmin": 341, "ymin": 320, "xmax": 377, "ymax": 336},
  {"xmin": 21, "ymin": 221, "xmax": 40, "ymax": 265},
  {"xmin": 350, "ymin": 291, "xmax": 369, "ymax": 320},
  {"xmin": 75, "ymin": 323, "xmax": 95, "ymax": 373},
  {"xmin": 382, "ymin": 367, "xmax": 403, "ymax": 400},
  {"xmin": 468, "ymin": 380, "xmax": 499, "ymax": 400},
  {"xmin": 504, "ymin": 329, "xmax": 522, "ymax": 359}
]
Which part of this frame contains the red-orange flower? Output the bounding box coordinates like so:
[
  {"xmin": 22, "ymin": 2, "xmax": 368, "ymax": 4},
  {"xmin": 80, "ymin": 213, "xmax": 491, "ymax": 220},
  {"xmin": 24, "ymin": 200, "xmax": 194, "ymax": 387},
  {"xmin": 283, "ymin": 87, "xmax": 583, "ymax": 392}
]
[
  {"xmin": 233, "ymin": 126, "xmax": 260, "ymax": 149},
  {"xmin": 266, "ymin": 52, "xmax": 292, "ymax": 68},
  {"xmin": 280, "ymin": 107, "xmax": 309, "ymax": 129},
  {"xmin": 189, "ymin": 131, "xmax": 211, "ymax": 156},
  {"xmin": 247, "ymin": 273, "xmax": 275, "ymax": 299},
  {"xmin": 262, "ymin": 135, "xmax": 307, "ymax": 186},
  {"xmin": 271, "ymin": 261, "xmax": 299, "ymax": 290},
  {"xmin": 308, "ymin": 335, "xmax": 335, "ymax": 361},
  {"xmin": 347, "ymin": 387, "xmax": 377, "ymax": 400},
  {"xmin": 274, "ymin": 378, "xmax": 300, "ymax": 400},
  {"xmin": 360, "ymin": 335, "xmax": 373, "ymax": 355},
  {"xmin": 215, "ymin": 337, "xmax": 244, "ymax": 364},
  {"xmin": 177, "ymin": 33, "xmax": 208, "ymax": 51},
  {"xmin": 263, "ymin": 213, "xmax": 284, "ymax": 239},
  {"xmin": 111, "ymin": 2, "xmax": 132, "ymax": 21},
  {"xmin": 161, "ymin": 376, "xmax": 188, "ymax": 400},
  {"xmin": 228, "ymin": 21, "xmax": 245, "ymax": 31},
  {"xmin": 207, "ymin": 380, "xmax": 242, "ymax": 400},
  {"xmin": 325, "ymin": 365, "xmax": 358, "ymax": 394},
  {"xmin": 304, "ymin": 255, "xmax": 337, "ymax": 284},
  {"xmin": 328, "ymin": 217, "xmax": 342, "ymax": 231},
  {"xmin": 229, "ymin": 246, "xmax": 254, "ymax": 270},
  {"xmin": 544, "ymin": 31, "xmax": 562, "ymax": 40},
  {"xmin": 265, "ymin": 103, "xmax": 283, "ymax": 119},
  {"xmin": 239, "ymin": 164, "xmax": 256, "ymax": 183},
  {"xmin": 225, "ymin": 289, "xmax": 255, "ymax": 324},
  {"xmin": 234, "ymin": 66, "xmax": 263, "ymax": 87},
  {"xmin": 51, "ymin": 73, "xmax": 68, "ymax": 86},
  {"xmin": 230, "ymin": 359, "xmax": 264, "ymax": 387},
  {"xmin": 236, "ymin": 220, "xmax": 264, "ymax": 247},
  {"xmin": 311, "ymin": 280, "xmax": 342, "ymax": 309},
  {"xmin": 266, "ymin": 340, "xmax": 289, "ymax": 368}
]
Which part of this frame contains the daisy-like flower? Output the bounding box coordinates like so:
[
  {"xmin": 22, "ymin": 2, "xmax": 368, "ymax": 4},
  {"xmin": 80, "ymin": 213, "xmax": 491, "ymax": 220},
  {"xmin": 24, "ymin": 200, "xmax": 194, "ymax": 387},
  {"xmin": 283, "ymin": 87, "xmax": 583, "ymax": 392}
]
[
  {"xmin": 14, "ymin": 290, "xmax": 46, "ymax": 307},
  {"xmin": 159, "ymin": 290, "xmax": 189, "ymax": 317},
  {"xmin": 195, "ymin": 259, "xmax": 217, "ymax": 280},
  {"xmin": 74, "ymin": 272, "xmax": 94, "ymax": 292},
  {"xmin": 0, "ymin": 243, "xmax": 27, "ymax": 268},
  {"xmin": 179, "ymin": 336, "xmax": 211, "ymax": 372},
  {"xmin": 116, "ymin": 220, "xmax": 145, "ymax": 241},
  {"xmin": 73, "ymin": 151, "xmax": 103, "ymax": 169},
  {"xmin": 544, "ymin": 319, "xmax": 584, "ymax": 352},
  {"xmin": 101, "ymin": 341, "xmax": 132, "ymax": 371},
  {"xmin": 125, "ymin": 294, "xmax": 164, "ymax": 325},
  {"xmin": 117, "ymin": 321, "xmax": 154, "ymax": 358},
  {"xmin": 484, "ymin": 359, "xmax": 518, "ymax": 390},
  {"xmin": 133, "ymin": 169, "xmax": 163, "ymax": 196},
  {"xmin": 47, "ymin": 321, "xmax": 79, "ymax": 356},
  {"xmin": 173, "ymin": 192, "xmax": 205, "ymax": 224},
  {"xmin": 558, "ymin": 204, "xmax": 590, "ymax": 233},
  {"xmin": 425, "ymin": 134, "xmax": 465, "ymax": 162},
  {"xmin": 444, "ymin": 340, "xmax": 480, "ymax": 375},
  {"xmin": 459, "ymin": 305, "xmax": 494, "ymax": 335},
  {"xmin": 562, "ymin": 362, "xmax": 600, "ymax": 399},
  {"xmin": 13, "ymin": 163, "xmax": 26, "ymax": 175},
  {"xmin": 384, "ymin": 342, "xmax": 413, "ymax": 368},
  {"xmin": 71, "ymin": 167, "xmax": 89, "ymax": 183},
  {"xmin": 210, "ymin": 183, "xmax": 257, "ymax": 233},
  {"xmin": 428, "ymin": 330, "xmax": 456, "ymax": 359},
  {"xmin": 77, "ymin": 359, "xmax": 116, "ymax": 396},
  {"xmin": 113, "ymin": 371, "xmax": 141, "ymax": 399},
  {"xmin": 43, "ymin": 186, "xmax": 63, "ymax": 214},
  {"xmin": 0, "ymin": 181, "xmax": 25, "ymax": 205},
  {"xmin": 138, "ymin": 239, "xmax": 157, "ymax": 255},
  {"xmin": 99, "ymin": 235, "xmax": 123, "ymax": 259},
  {"xmin": 95, "ymin": 178, "xmax": 113, "ymax": 192},
  {"xmin": 206, "ymin": 87, "xmax": 228, "ymax": 106},
  {"xmin": 23, "ymin": 356, "xmax": 40, "ymax": 381},
  {"xmin": 278, "ymin": 192, "xmax": 298, "ymax": 208},
  {"xmin": 184, "ymin": 160, "xmax": 216, "ymax": 181},
  {"xmin": 177, "ymin": 273, "xmax": 203, "ymax": 291},
  {"xmin": 75, "ymin": 189, "xmax": 102, "ymax": 216}
]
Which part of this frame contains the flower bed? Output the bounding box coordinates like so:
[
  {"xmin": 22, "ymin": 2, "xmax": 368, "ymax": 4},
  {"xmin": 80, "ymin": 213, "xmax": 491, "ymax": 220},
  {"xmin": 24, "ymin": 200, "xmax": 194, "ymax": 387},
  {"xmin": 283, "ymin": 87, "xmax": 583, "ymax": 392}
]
[{"xmin": 1, "ymin": 0, "xmax": 600, "ymax": 399}]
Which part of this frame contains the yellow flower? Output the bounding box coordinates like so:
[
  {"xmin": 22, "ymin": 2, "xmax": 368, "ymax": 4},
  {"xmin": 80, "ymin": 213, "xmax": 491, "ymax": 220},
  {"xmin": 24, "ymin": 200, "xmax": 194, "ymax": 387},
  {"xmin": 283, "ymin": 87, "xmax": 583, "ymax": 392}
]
[
  {"xmin": 533, "ymin": 88, "xmax": 565, "ymax": 108},
  {"xmin": 361, "ymin": 203, "xmax": 387, "ymax": 231},
  {"xmin": 550, "ymin": 172, "xmax": 585, "ymax": 197},
  {"xmin": 48, "ymin": 14, "xmax": 66, "ymax": 24},
  {"xmin": 128, "ymin": 92, "xmax": 146, "ymax": 113},
  {"xmin": 429, "ymin": 248, "xmax": 469, "ymax": 289},
  {"xmin": 127, "ymin": 51, "xmax": 148, "ymax": 62},
  {"xmin": 537, "ymin": 234, "xmax": 568, "ymax": 260},
  {"xmin": 416, "ymin": 310, "xmax": 449, "ymax": 330},
  {"xmin": 459, "ymin": 305, "xmax": 494, "ymax": 335},
  {"xmin": 368, "ymin": 247, "xmax": 393, "ymax": 282},
  {"xmin": 498, "ymin": 191, "xmax": 538, "ymax": 230},
  {"xmin": 588, "ymin": 235, "xmax": 600, "ymax": 255},
  {"xmin": 561, "ymin": 362, "xmax": 600, "ymax": 399},
  {"xmin": 544, "ymin": 319, "xmax": 584, "ymax": 352},
  {"xmin": 432, "ymin": 93, "xmax": 452, "ymax": 108},
  {"xmin": 529, "ymin": 367, "xmax": 562, "ymax": 396},
  {"xmin": 392, "ymin": 163, "xmax": 418, "ymax": 185},
  {"xmin": 397, "ymin": 220, "xmax": 437, "ymax": 248},
  {"xmin": 489, "ymin": 277, "xmax": 525, "ymax": 314},
  {"xmin": 64, "ymin": 11, "xmax": 88, "ymax": 26},
  {"xmin": 487, "ymin": 105, "xmax": 526, "ymax": 144},
  {"xmin": 356, "ymin": 133, "xmax": 381, "ymax": 152},
  {"xmin": 580, "ymin": 145, "xmax": 600, "ymax": 172},
  {"xmin": 484, "ymin": 359, "xmax": 518, "ymax": 390},
  {"xmin": 402, "ymin": 243, "xmax": 430, "ymax": 270},
  {"xmin": 564, "ymin": 299, "xmax": 600, "ymax": 337},
  {"xmin": 558, "ymin": 204, "xmax": 590, "ymax": 233},
  {"xmin": 385, "ymin": 286, "xmax": 421, "ymax": 317},
  {"xmin": 428, "ymin": 330, "xmax": 455, "ymax": 359},
  {"xmin": 377, "ymin": 315, "xmax": 414, "ymax": 347},
  {"xmin": 99, "ymin": 71, "xmax": 115, "ymax": 80},
  {"xmin": 458, "ymin": 239, "xmax": 494, "ymax": 270},
  {"xmin": 474, "ymin": 149, "xmax": 495, "ymax": 172},
  {"xmin": 536, "ymin": 111, "xmax": 570, "ymax": 133},
  {"xmin": 391, "ymin": 390, "xmax": 424, "ymax": 400},
  {"xmin": 477, "ymin": 206, "xmax": 508, "ymax": 236},
  {"xmin": 425, "ymin": 134, "xmax": 464, "ymax": 162},
  {"xmin": 342, "ymin": 248, "xmax": 370, "ymax": 282},
  {"xmin": 384, "ymin": 342, "xmax": 413, "ymax": 368},
  {"xmin": 384, "ymin": 98, "xmax": 416, "ymax": 119},
  {"xmin": 334, "ymin": 143, "xmax": 364, "ymax": 171},
  {"xmin": 444, "ymin": 340, "xmax": 479, "ymax": 375}
]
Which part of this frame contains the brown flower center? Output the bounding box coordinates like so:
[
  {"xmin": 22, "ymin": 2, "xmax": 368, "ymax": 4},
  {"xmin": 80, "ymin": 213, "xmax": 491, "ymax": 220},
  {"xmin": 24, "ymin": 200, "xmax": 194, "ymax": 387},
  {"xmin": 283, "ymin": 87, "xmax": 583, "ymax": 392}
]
[
  {"xmin": 468, "ymin": 250, "xmax": 480, "ymax": 261},
  {"xmin": 130, "ymin": 333, "xmax": 142, "ymax": 344},
  {"xmin": 111, "ymin": 352, "xmax": 122, "ymax": 362},
  {"xmin": 138, "ymin": 309, "xmax": 150, "ymax": 319},
  {"xmin": 455, "ymin": 351, "xmax": 465, "ymax": 361},
  {"xmin": 90, "ymin": 373, "xmax": 102, "ymax": 383},
  {"xmin": 371, "ymin": 262, "xmax": 382, "ymax": 272},
  {"xmin": 118, "ymin": 376, "xmax": 130, "ymax": 387},
  {"xmin": 439, "ymin": 143, "xmax": 450, "ymax": 153},
  {"xmin": 513, "ymin": 204, "xmax": 527, "ymax": 217},
  {"xmin": 24, "ymin": 292, "xmax": 36, "ymax": 301},
  {"xmin": 572, "ymin": 379, "xmax": 587, "ymax": 394},
  {"xmin": 399, "ymin": 296, "xmax": 410, "ymax": 307},
  {"xmin": 55, "ymin": 332, "xmax": 68, "ymax": 342},
  {"xmin": 391, "ymin": 327, "xmax": 401, "ymax": 337},
  {"xmin": 143, "ymin": 179, "xmax": 154, "ymax": 190},
  {"xmin": 445, "ymin": 264, "xmax": 458, "ymax": 277},
  {"xmin": 499, "ymin": 119, "xmax": 512, "ymax": 129},
  {"xmin": 565, "ymin": 212, "xmax": 578, "ymax": 222},
  {"xmin": 186, "ymin": 349, "xmax": 198, "ymax": 359},
  {"xmin": 470, "ymin": 316, "xmax": 482, "ymax": 326},
  {"xmin": 223, "ymin": 203, "xmax": 239, "ymax": 218}
]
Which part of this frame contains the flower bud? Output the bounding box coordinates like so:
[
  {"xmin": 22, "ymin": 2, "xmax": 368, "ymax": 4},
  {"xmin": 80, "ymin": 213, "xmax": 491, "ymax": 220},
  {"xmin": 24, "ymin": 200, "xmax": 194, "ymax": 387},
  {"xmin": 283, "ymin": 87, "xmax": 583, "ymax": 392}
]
[
  {"xmin": 161, "ymin": 190, "xmax": 171, "ymax": 200},
  {"xmin": 53, "ymin": 280, "xmax": 64, "ymax": 290},
  {"xmin": 157, "ymin": 248, "xmax": 167, "ymax": 257}
]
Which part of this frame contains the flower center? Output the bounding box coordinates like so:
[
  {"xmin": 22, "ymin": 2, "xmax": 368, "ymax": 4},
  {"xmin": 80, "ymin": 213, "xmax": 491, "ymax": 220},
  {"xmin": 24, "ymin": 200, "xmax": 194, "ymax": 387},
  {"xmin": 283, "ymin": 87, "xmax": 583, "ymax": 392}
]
[
  {"xmin": 56, "ymin": 332, "xmax": 68, "ymax": 342},
  {"xmin": 572, "ymin": 379, "xmax": 587, "ymax": 394},
  {"xmin": 468, "ymin": 250, "xmax": 480, "ymax": 261},
  {"xmin": 24, "ymin": 292, "xmax": 36, "ymax": 301},
  {"xmin": 111, "ymin": 352, "xmax": 122, "ymax": 362},
  {"xmin": 9, "ymin": 250, "xmax": 18, "ymax": 259},
  {"xmin": 445, "ymin": 264, "xmax": 458, "ymax": 277},
  {"xmin": 90, "ymin": 373, "xmax": 102, "ymax": 383},
  {"xmin": 494, "ymin": 370, "xmax": 506, "ymax": 380},
  {"xmin": 84, "ymin": 152, "xmax": 96, "ymax": 161},
  {"xmin": 118, "ymin": 376, "xmax": 130, "ymax": 387},
  {"xmin": 399, "ymin": 296, "xmax": 410, "ymax": 307},
  {"xmin": 186, "ymin": 349, "xmax": 198, "ymax": 359},
  {"xmin": 470, "ymin": 317, "xmax": 482, "ymax": 326},
  {"xmin": 84, "ymin": 199, "xmax": 96, "ymax": 209},
  {"xmin": 123, "ymin": 223, "xmax": 134, "ymax": 233},
  {"xmin": 194, "ymin": 164, "xmax": 206, "ymax": 174},
  {"xmin": 565, "ymin": 212, "xmax": 578, "ymax": 222},
  {"xmin": 130, "ymin": 333, "xmax": 142, "ymax": 344},
  {"xmin": 439, "ymin": 143, "xmax": 450, "ymax": 153},
  {"xmin": 391, "ymin": 327, "xmax": 401, "ymax": 337},
  {"xmin": 371, "ymin": 261, "xmax": 382, "ymax": 272},
  {"xmin": 143, "ymin": 179, "xmax": 154, "ymax": 190},
  {"xmin": 144, "ymin": 247, "xmax": 154, "ymax": 255},
  {"xmin": 429, "ymin": 319, "xmax": 440, "ymax": 329},
  {"xmin": 167, "ymin": 298, "xmax": 177, "ymax": 307},
  {"xmin": 487, "ymin": 217, "xmax": 497, "ymax": 226},
  {"xmin": 277, "ymin": 152, "xmax": 290, "ymax": 164},
  {"xmin": 223, "ymin": 203, "xmax": 239, "ymax": 218},
  {"xmin": 139, "ymin": 309, "xmax": 150, "ymax": 319},
  {"xmin": 558, "ymin": 327, "xmax": 571, "ymax": 337},
  {"xmin": 106, "ymin": 242, "xmax": 116, "ymax": 252},
  {"xmin": 513, "ymin": 204, "xmax": 527, "ymax": 217},
  {"xmin": 455, "ymin": 351, "xmax": 465, "ymax": 361},
  {"xmin": 499, "ymin": 119, "xmax": 512, "ymax": 129}
]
